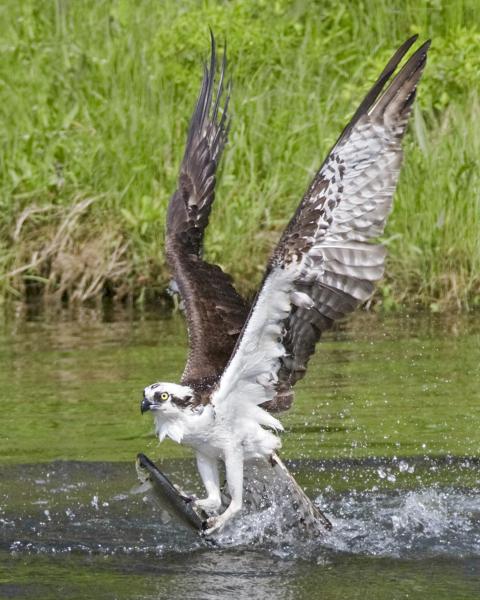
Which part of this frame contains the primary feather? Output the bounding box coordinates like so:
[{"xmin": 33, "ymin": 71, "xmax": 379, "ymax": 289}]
[{"xmin": 165, "ymin": 33, "xmax": 249, "ymax": 392}]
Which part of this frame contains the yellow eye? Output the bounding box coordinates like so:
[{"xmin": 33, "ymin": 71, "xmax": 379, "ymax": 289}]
[{"xmin": 160, "ymin": 392, "xmax": 169, "ymax": 401}]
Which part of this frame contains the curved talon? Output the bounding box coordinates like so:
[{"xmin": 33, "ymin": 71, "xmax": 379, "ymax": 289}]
[
  {"xmin": 181, "ymin": 494, "xmax": 195, "ymax": 504},
  {"xmin": 203, "ymin": 501, "xmax": 242, "ymax": 535},
  {"xmin": 204, "ymin": 515, "xmax": 222, "ymax": 536}
]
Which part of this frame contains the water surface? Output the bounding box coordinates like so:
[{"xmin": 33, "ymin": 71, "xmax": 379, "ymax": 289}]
[{"xmin": 0, "ymin": 310, "xmax": 479, "ymax": 599}]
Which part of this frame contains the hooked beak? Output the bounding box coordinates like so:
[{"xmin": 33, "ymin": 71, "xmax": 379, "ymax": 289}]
[{"xmin": 141, "ymin": 395, "xmax": 153, "ymax": 414}]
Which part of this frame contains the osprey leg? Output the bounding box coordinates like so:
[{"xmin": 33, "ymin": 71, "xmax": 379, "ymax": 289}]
[
  {"xmin": 205, "ymin": 446, "xmax": 243, "ymax": 534},
  {"xmin": 195, "ymin": 452, "xmax": 222, "ymax": 513}
]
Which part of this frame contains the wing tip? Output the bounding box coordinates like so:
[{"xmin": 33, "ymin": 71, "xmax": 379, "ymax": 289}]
[
  {"xmin": 338, "ymin": 35, "xmax": 429, "ymax": 143},
  {"xmin": 183, "ymin": 29, "xmax": 230, "ymax": 154},
  {"xmin": 371, "ymin": 37, "xmax": 430, "ymax": 120}
]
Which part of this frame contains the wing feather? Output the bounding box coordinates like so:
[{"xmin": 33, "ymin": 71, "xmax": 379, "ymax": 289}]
[
  {"xmin": 165, "ymin": 33, "xmax": 249, "ymax": 388},
  {"xmin": 212, "ymin": 38, "xmax": 430, "ymax": 420}
]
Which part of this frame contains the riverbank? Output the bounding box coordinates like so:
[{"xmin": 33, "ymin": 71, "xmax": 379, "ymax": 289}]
[{"xmin": 1, "ymin": 1, "xmax": 479, "ymax": 311}]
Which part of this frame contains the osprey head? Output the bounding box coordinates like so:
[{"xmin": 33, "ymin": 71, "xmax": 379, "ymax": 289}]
[{"xmin": 141, "ymin": 382, "xmax": 194, "ymax": 415}]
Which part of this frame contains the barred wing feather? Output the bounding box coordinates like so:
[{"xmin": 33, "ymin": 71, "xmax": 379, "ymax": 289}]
[{"xmin": 212, "ymin": 38, "xmax": 430, "ymax": 423}]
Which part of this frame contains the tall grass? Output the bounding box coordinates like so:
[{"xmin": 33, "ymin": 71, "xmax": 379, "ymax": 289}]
[{"xmin": 0, "ymin": 0, "xmax": 479, "ymax": 310}]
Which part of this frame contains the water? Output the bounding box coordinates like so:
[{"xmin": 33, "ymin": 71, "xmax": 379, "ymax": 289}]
[{"xmin": 0, "ymin": 309, "xmax": 479, "ymax": 598}]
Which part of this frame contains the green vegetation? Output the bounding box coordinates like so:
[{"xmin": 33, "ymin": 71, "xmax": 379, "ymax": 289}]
[{"xmin": 0, "ymin": 0, "xmax": 479, "ymax": 310}]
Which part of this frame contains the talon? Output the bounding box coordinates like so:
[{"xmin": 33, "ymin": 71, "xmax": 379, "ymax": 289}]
[
  {"xmin": 204, "ymin": 516, "xmax": 223, "ymax": 536},
  {"xmin": 206, "ymin": 516, "xmax": 216, "ymax": 528}
]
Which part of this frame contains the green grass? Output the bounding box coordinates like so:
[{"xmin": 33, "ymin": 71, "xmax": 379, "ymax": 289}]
[{"xmin": 0, "ymin": 0, "xmax": 479, "ymax": 310}]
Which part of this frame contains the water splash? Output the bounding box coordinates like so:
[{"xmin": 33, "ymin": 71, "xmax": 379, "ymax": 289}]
[
  {"xmin": 1, "ymin": 460, "xmax": 479, "ymax": 561},
  {"xmin": 321, "ymin": 487, "xmax": 480, "ymax": 558},
  {"xmin": 208, "ymin": 486, "xmax": 480, "ymax": 560}
]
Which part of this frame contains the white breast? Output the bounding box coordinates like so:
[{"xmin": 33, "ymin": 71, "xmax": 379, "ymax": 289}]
[{"xmin": 154, "ymin": 403, "xmax": 281, "ymax": 461}]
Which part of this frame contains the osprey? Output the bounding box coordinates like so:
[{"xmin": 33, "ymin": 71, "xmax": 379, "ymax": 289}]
[{"xmin": 141, "ymin": 34, "xmax": 430, "ymax": 534}]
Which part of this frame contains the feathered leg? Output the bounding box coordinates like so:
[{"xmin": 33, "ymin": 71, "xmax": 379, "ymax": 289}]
[
  {"xmin": 195, "ymin": 452, "xmax": 222, "ymax": 513},
  {"xmin": 204, "ymin": 446, "xmax": 243, "ymax": 534}
]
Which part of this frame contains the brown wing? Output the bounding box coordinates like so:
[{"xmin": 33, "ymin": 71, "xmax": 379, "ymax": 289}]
[
  {"xmin": 211, "ymin": 38, "xmax": 430, "ymax": 417},
  {"xmin": 166, "ymin": 33, "xmax": 249, "ymax": 388}
]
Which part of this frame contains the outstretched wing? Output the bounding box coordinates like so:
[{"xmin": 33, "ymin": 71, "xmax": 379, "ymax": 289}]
[
  {"xmin": 211, "ymin": 37, "xmax": 430, "ymax": 426},
  {"xmin": 166, "ymin": 33, "xmax": 249, "ymax": 388}
]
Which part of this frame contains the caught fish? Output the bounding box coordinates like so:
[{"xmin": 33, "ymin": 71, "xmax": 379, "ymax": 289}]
[
  {"xmin": 136, "ymin": 453, "xmax": 207, "ymax": 532},
  {"xmin": 136, "ymin": 452, "xmax": 332, "ymax": 536}
]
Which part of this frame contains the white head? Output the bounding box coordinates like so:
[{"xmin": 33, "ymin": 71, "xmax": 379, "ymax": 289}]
[{"xmin": 141, "ymin": 382, "xmax": 194, "ymax": 418}]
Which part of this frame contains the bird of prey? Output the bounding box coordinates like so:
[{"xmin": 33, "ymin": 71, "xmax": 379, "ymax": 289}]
[{"xmin": 141, "ymin": 33, "xmax": 430, "ymax": 534}]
